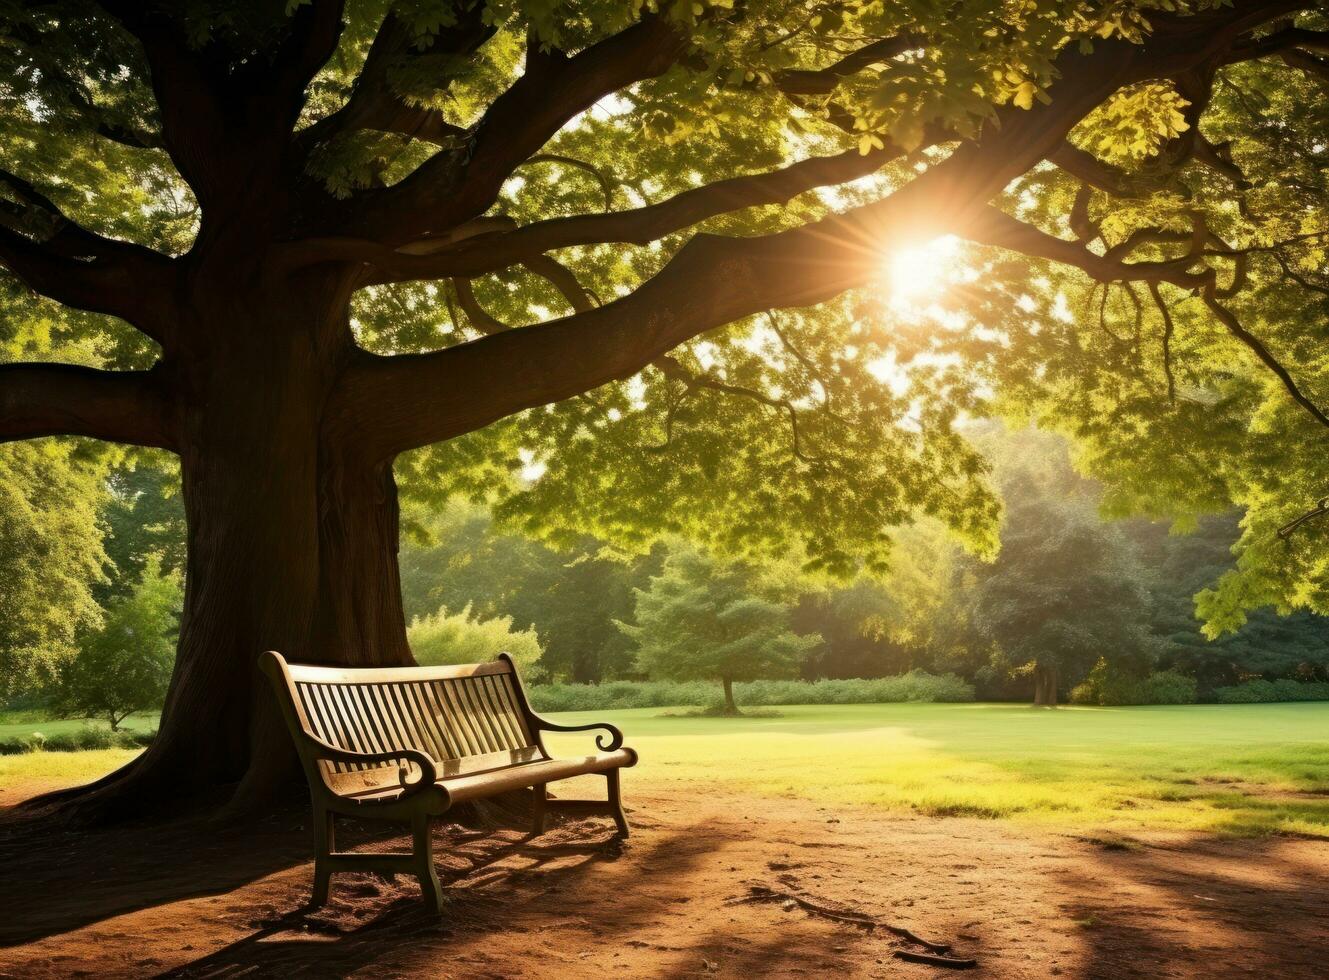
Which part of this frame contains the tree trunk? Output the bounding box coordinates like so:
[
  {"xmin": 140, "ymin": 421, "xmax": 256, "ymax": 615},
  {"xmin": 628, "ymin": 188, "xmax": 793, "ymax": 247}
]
[
  {"xmin": 1033, "ymin": 663, "xmax": 1059, "ymax": 708},
  {"xmin": 26, "ymin": 269, "xmax": 418, "ymax": 824},
  {"xmin": 721, "ymin": 676, "xmax": 738, "ymax": 716}
]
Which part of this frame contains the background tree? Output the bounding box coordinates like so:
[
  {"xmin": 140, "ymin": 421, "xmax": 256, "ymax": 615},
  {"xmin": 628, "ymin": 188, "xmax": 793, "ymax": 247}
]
[
  {"xmin": 51, "ymin": 557, "xmax": 181, "ymax": 730},
  {"xmin": 1129, "ymin": 514, "xmax": 1329, "ymax": 695},
  {"xmin": 0, "ymin": 325, "xmax": 109, "ymax": 704},
  {"xmin": 96, "ymin": 457, "xmax": 187, "ymax": 603},
  {"xmin": 622, "ymin": 547, "xmax": 820, "ymax": 714},
  {"xmin": 1, "ymin": 0, "xmax": 1325, "ymax": 820},
  {"xmin": 935, "ymin": 427, "xmax": 1162, "ymax": 705},
  {"xmin": 407, "ymin": 601, "xmax": 543, "ymax": 675},
  {"xmin": 399, "ymin": 500, "xmax": 656, "ymax": 681}
]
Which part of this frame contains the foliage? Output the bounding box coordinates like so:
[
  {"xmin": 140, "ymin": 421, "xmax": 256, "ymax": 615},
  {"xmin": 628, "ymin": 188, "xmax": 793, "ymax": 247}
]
[
  {"xmin": 400, "ymin": 500, "xmax": 656, "ymax": 681},
  {"xmin": 97, "ymin": 458, "xmax": 187, "ymax": 603},
  {"xmin": 407, "ymin": 601, "xmax": 543, "ymax": 676},
  {"xmin": 0, "ymin": 345, "xmax": 110, "ymax": 703},
  {"xmin": 50, "ymin": 558, "xmax": 181, "ymax": 729},
  {"xmin": 1128, "ymin": 513, "xmax": 1329, "ymax": 695},
  {"xmin": 1212, "ymin": 679, "xmax": 1329, "ymax": 703},
  {"xmin": 622, "ymin": 546, "xmax": 821, "ymax": 711},
  {"xmin": 528, "ymin": 671, "xmax": 973, "ymax": 712},
  {"xmin": 932, "ymin": 427, "xmax": 1162, "ymax": 702},
  {"xmin": 1070, "ymin": 660, "xmax": 1198, "ymax": 705},
  {"xmin": 0, "ymin": 725, "xmax": 153, "ymax": 756}
]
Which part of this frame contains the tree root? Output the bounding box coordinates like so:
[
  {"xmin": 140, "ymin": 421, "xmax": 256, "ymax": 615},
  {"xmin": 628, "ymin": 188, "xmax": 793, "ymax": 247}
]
[
  {"xmin": 734, "ymin": 883, "xmax": 967, "ymax": 962},
  {"xmin": 894, "ymin": 949, "xmax": 979, "ymax": 969}
]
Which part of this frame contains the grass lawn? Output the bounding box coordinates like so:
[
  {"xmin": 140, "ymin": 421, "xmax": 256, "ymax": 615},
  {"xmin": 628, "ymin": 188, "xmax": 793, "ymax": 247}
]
[
  {"xmin": 0, "ymin": 711, "xmax": 157, "ymax": 741},
  {"xmin": 3, "ymin": 703, "xmax": 1326, "ymax": 836},
  {"xmin": 547, "ymin": 701, "xmax": 1329, "ymax": 837}
]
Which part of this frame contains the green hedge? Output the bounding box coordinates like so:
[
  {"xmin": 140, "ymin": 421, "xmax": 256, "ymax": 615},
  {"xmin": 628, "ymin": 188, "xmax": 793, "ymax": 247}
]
[
  {"xmin": 1071, "ymin": 668, "xmax": 1198, "ymax": 706},
  {"xmin": 0, "ymin": 725, "xmax": 154, "ymax": 755},
  {"xmin": 527, "ymin": 671, "xmax": 975, "ymax": 712},
  {"xmin": 1212, "ymin": 679, "xmax": 1329, "ymax": 703}
]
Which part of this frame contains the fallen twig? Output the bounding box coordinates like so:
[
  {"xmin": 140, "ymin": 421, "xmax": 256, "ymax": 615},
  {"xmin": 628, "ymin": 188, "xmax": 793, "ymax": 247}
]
[
  {"xmin": 894, "ymin": 950, "xmax": 979, "ymax": 969},
  {"xmin": 734, "ymin": 884, "xmax": 955, "ymax": 956}
]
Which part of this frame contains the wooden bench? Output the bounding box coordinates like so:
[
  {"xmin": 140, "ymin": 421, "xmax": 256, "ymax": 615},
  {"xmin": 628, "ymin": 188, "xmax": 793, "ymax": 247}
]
[{"xmin": 260, "ymin": 651, "xmax": 636, "ymax": 911}]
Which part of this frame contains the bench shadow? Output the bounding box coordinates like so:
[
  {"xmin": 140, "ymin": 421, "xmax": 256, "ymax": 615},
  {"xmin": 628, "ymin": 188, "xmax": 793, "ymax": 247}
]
[
  {"xmin": 0, "ymin": 801, "xmax": 325, "ymax": 947},
  {"xmin": 154, "ymin": 820, "xmax": 695, "ymax": 979}
]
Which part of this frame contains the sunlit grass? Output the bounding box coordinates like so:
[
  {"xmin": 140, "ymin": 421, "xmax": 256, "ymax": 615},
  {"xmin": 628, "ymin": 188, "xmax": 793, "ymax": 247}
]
[
  {"xmin": 0, "ymin": 711, "xmax": 157, "ymax": 741},
  {"xmin": 0, "ymin": 748, "xmax": 140, "ymax": 783},
  {"xmin": 548, "ymin": 702, "xmax": 1329, "ymax": 837},
  {"xmin": 3, "ymin": 703, "xmax": 1325, "ymax": 837}
]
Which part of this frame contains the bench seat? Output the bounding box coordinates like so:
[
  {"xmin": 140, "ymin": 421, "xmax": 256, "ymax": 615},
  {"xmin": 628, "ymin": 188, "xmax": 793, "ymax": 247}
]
[
  {"xmin": 260, "ymin": 650, "xmax": 636, "ymax": 911},
  {"xmin": 337, "ymin": 749, "xmax": 636, "ymax": 805}
]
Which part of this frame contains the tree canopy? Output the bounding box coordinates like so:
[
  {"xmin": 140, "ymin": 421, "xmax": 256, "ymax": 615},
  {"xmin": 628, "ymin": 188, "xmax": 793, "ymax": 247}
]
[
  {"xmin": 4, "ymin": 0, "xmax": 1329, "ymax": 816},
  {"xmin": 3, "ymin": 2, "xmax": 1326, "ymax": 596},
  {"xmin": 621, "ymin": 545, "xmax": 820, "ymax": 712}
]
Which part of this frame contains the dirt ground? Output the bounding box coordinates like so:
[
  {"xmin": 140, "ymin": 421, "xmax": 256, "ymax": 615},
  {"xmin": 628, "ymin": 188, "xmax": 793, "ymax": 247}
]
[{"xmin": 1, "ymin": 777, "xmax": 1326, "ymax": 979}]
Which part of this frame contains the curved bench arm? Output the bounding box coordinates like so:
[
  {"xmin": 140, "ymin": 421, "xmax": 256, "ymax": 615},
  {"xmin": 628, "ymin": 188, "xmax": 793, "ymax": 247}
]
[
  {"xmin": 302, "ymin": 732, "xmax": 439, "ymax": 796},
  {"xmin": 529, "ymin": 717, "xmax": 625, "ymax": 752}
]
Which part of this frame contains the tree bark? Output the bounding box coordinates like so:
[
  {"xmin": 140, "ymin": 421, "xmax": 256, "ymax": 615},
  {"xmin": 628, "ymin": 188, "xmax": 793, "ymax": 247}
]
[
  {"xmin": 1033, "ymin": 664, "xmax": 1060, "ymax": 708},
  {"xmin": 24, "ymin": 273, "xmax": 417, "ymax": 824},
  {"xmin": 721, "ymin": 676, "xmax": 738, "ymax": 716}
]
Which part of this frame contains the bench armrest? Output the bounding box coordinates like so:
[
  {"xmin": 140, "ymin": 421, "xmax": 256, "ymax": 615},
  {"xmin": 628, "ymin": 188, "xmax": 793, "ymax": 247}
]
[
  {"xmin": 529, "ymin": 717, "xmax": 625, "ymax": 752},
  {"xmin": 301, "ymin": 732, "xmax": 439, "ymax": 795}
]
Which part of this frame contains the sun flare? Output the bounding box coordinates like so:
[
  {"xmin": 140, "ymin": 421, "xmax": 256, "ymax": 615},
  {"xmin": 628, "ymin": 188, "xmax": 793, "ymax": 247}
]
[{"xmin": 886, "ymin": 234, "xmax": 962, "ymax": 304}]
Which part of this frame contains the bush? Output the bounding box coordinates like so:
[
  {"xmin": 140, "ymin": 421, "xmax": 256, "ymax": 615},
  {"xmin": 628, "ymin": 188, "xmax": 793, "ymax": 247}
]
[
  {"xmin": 408, "ymin": 603, "xmax": 543, "ymax": 677},
  {"xmin": 1070, "ymin": 660, "xmax": 1197, "ymax": 705},
  {"xmin": 1212, "ymin": 679, "xmax": 1329, "ymax": 703},
  {"xmin": 526, "ymin": 671, "xmax": 974, "ymax": 713},
  {"xmin": 528, "ymin": 680, "xmax": 715, "ymax": 713},
  {"xmin": 0, "ymin": 725, "xmax": 154, "ymax": 755}
]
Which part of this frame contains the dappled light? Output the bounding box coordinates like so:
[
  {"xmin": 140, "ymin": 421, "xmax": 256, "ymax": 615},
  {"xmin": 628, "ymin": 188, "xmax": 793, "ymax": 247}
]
[{"xmin": 4, "ymin": 0, "xmax": 1329, "ymax": 975}]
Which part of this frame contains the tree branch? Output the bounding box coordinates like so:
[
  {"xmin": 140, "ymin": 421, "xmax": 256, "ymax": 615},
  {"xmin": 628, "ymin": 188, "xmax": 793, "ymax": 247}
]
[
  {"xmin": 966, "ymin": 208, "xmax": 1213, "ymax": 290},
  {"xmin": 323, "ymin": 0, "xmax": 1306, "ymax": 459},
  {"xmin": 295, "ymin": 144, "xmax": 901, "ymax": 282},
  {"xmin": 0, "ymin": 169, "xmax": 176, "ymax": 338},
  {"xmin": 296, "ymin": 6, "xmax": 490, "ymax": 153},
  {"xmin": 0, "ymin": 363, "xmax": 175, "ymax": 449},
  {"xmin": 323, "ymin": 14, "xmax": 688, "ymax": 244},
  {"xmin": 1201, "ymin": 289, "xmax": 1329, "ymax": 430},
  {"xmin": 774, "ymin": 34, "xmax": 918, "ymax": 95}
]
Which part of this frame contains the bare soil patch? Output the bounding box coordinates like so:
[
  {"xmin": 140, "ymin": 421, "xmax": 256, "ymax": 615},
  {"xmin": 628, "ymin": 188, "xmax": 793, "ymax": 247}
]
[{"xmin": 1, "ymin": 781, "xmax": 1325, "ymax": 978}]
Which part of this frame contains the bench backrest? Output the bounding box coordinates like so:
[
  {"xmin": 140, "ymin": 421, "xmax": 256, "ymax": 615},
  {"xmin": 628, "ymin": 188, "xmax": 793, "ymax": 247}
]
[{"xmin": 261, "ymin": 653, "xmax": 543, "ymax": 796}]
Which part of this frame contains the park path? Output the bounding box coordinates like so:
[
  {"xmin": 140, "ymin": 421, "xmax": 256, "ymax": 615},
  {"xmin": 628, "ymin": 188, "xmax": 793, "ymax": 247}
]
[{"xmin": 1, "ymin": 782, "xmax": 1326, "ymax": 978}]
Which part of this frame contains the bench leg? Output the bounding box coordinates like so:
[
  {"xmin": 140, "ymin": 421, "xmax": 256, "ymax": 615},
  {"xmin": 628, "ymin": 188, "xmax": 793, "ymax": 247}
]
[
  {"xmin": 412, "ymin": 813, "xmax": 444, "ymax": 913},
  {"xmin": 531, "ymin": 783, "xmax": 547, "ymax": 836},
  {"xmin": 607, "ymin": 769, "xmax": 630, "ymax": 839},
  {"xmin": 311, "ymin": 806, "xmax": 335, "ymax": 907}
]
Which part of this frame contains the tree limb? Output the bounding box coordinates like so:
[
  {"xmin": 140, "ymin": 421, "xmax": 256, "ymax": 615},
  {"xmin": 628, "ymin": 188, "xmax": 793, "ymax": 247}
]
[
  {"xmin": 0, "ymin": 363, "xmax": 175, "ymax": 449},
  {"xmin": 323, "ymin": 0, "xmax": 1306, "ymax": 459},
  {"xmin": 0, "ymin": 169, "xmax": 176, "ymax": 338},
  {"xmin": 295, "ymin": 6, "xmax": 491, "ymax": 153},
  {"xmin": 1201, "ymin": 289, "xmax": 1329, "ymax": 430},
  {"xmin": 774, "ymin": 34, "xmax": 919, "ymax": 95},
  {"xmin": 323, "ymin": 14, "xmax": 688, "ymax": 244},
  {"xmin": 298, "ymin": 143, "xmax": 902, "ymax": 283}
]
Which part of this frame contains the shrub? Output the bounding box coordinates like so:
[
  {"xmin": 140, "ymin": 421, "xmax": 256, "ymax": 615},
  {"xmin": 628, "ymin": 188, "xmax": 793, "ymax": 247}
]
[
  {"xmin": 525, "ymin": 672, "xmax": 974, "ymax": 713},
  {"xmin": 408, "ymin": 603, "xmax": 543, "ymax": 677},
  {"xmin": 1070, "ymin": 660, "xmax": 1196, "ymax": 705},
  {"xmin": 0, "ymin": 725, "xmax": 154, "ymax": 755},
  {"xmin": 1212, "ymin": 679, "xmax": 1329, "ymax": 703}
]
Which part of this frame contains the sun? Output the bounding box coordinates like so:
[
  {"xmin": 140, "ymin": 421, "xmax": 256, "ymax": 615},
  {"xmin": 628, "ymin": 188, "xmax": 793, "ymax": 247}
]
[{"xmin": 886, "ymin": 235, "xmax": 962, "ymax": 304}]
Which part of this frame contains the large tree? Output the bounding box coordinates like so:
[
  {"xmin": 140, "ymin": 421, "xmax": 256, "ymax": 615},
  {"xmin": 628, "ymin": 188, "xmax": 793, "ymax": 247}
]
[{"xmin": 2, "ymin": 0, "xmax": 1327, "ymax": 821}]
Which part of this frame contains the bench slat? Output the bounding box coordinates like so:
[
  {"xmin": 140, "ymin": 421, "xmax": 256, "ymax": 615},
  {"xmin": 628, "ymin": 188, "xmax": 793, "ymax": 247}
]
[{"xmin": 292, "ymin": 670, "xmax": 539, "ymax": 786}]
